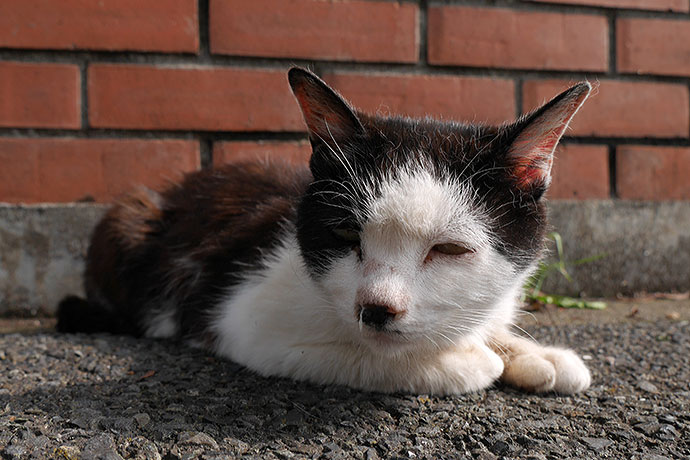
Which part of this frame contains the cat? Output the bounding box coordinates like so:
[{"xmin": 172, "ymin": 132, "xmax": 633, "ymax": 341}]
[{"xmin": 57, "ymin": 67, "xmax": 592, "ymax": 395}]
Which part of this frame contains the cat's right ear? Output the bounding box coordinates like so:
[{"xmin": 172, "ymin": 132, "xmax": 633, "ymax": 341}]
[
  {"xmin": 288, "ymin": 67, "xmax": 364, "ymax": 152},
  {"xmin": 503, "ymin": 81, "xmax": 591, "ymax": 197}
]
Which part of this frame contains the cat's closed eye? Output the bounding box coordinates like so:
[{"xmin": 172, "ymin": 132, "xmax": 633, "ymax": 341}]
[
  {"xmin": 333, "ymin": 227, "xmax": 362, "ymax": 260},
  {"xmin": 425, "ymin": 243, "xmax": 474, "ymax": 263},
  {"xmin": 332, "ymin": 227, "xmax": 360, "ymax": 243},
  {"xmin": 432, "ymin": 243, "xmax": 473, "ymax": 255}
]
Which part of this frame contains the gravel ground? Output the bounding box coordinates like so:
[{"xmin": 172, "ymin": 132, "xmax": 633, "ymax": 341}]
[{"xmin": 1, "ymin": 301, "xmax": 688, "ymax": 460}]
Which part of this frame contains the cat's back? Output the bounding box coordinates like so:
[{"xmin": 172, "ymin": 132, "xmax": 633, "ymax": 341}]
[
  {"xmin": 71, "ymin": 159, "xmax": 312, "ymax": 337},
  {"xmin": 161, "ymin": 159, "xmax": 312, "ymax": 237},
  {"xmin": 94, "ymin": 158, "xmax": 311, "ymax": 256}
]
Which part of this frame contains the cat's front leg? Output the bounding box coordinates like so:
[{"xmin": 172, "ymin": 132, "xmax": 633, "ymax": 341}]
[
  {"xmin": 415, "ymin": 341, "xmax": 505, "ymax": 395},
  {"xmin": 489, "ymin": 331, "xmax": 591, "ymax": 394},
  {"xmin": 280, "ymin": 340, "xmax": 505, "ymax": 395}
]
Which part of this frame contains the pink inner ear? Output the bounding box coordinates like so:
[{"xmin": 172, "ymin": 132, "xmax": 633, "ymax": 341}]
[
  {"xmin": 293, "ymin": 86, "xmax": 352, "ymax": 143},
  {"xmin": 511, "ymin": 102, "xmax": 588, "ymax": 189},
  {"xmin": 294, "ymin": 90, "xmax": 325, "ymax": 136},
  {"xmin": 508, "ymin": 82, "xmax": 591, "ymax": 190},
  {"xmin": 511, "ymin": 130, "xmax": 560, "ymax": 187}
]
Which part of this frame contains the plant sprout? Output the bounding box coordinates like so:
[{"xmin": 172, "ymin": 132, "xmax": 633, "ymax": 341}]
[{"xmin": 523, "ymin": 232, "xmax": 607, "ymax": 310}]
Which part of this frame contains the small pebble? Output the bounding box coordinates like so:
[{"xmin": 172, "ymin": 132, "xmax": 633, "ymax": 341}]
[
  {"xmin": 364, "ymin": 447, "xmax": 380, "ymax": 460},
  {"xmin": 178, "ymin": 431, "xmax": 218, "ymax": 449},
  {"xmin": 489, "ymin": 440, "xmax": 511, "ymax": 456},
  {"xmin": 581, "ymin": 437, "xmax": 613, "ymax": 450},
  {"xmin": 524, "ymin": 454, "xmax": 547, "ymax": 460},
  {"xmin": 637, "ymin": 381, "xmax": 659, "ymax": 394},
  {"xmin": 82, "ymin": 434, "xmax": 124, "ymax": 460},
  {"xmin": 134, "ymin": 413, "xmax": 151, "ymax": 428},
  {"xmin": 2, "ymin": 445, "xmax": 26, "ymax": 459},
  {"xmin": 55, "ymin": 446, "xmax": 80, "ymax": 460},
  {"xmin": 656, "ymin": 424, "xmax": 678, "ymax": 440}
]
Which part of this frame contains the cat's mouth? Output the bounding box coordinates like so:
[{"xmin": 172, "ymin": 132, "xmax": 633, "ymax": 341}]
[{"xmin": 360, "ymin": 328, "xmax": 408, "ymax": 347}]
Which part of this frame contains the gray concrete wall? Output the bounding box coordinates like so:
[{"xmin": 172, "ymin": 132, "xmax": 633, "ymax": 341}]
[
  {"xmin": 1, "ymin": 201, "xmax": 689, "ymax": 315},
  {"xmin": 542, "ymin": 201, "xmax": 690, "ymax": 297},
  {"xmin": 0, "ymin": 204, "xmax": 105, "ymax": 315}
]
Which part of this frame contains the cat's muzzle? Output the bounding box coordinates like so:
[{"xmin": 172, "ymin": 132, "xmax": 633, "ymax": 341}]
[{"xmin": 358, "ymin": 303, "xmax": 402, "ymax": 331}]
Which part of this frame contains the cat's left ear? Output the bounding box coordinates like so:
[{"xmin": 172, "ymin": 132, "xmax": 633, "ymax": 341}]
[
  {"xmin": 505, "ymin": 82, "xmax": 591, "ymax": 196},
  {"xmin": 287, "ymin": 67, "xmax": 364, "ymax": 150}
]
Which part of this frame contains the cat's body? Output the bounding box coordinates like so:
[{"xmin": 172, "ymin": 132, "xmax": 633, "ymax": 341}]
[{"xmin": 58, "ymin": 68, "xmax": 592, "ymax": 395}]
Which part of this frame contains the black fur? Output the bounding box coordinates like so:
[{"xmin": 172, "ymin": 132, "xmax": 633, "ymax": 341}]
[{"xmin": 58, "ymin": 161, "xmax": 311, "ymax": 340}]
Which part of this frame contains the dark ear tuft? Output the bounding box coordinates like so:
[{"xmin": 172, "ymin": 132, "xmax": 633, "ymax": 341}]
[
  {"xmin": 287, "ymin": 67, "xmax": 364, "ymax": 149},
  {"xmin": 506, "ymin": 82, "xmax": 592, "ymax": 195}
]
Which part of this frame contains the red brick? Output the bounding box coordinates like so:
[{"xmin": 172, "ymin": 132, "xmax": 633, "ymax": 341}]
[
  {"xmin": 0, "ymin": 0, "xmax": 198, "ymax": 52},
  {"xmin": 618, "ymin": 18, "xmax": 690, "ymax": 77},
  {"xmin": 428, "ymin": 6, "xmax": 607, "ymax": 71},
  {"xmin": 323, "ymin": 73, "xmax": 515, "ymax": 125},
  {"xmin": 209, "ymin": 0, "xmax": 418, "ymax": 63},
  {"xmin": 89, "ymin": 65, "xmax": 304, "ymax": 132},
  {"xmin": 0, "ymin": 62, "xmax": 80, "ymax": 129},
  {"xmin": 548, "ymin": 145, "xmax": 610, "ymax": 199},
  {"xmin": 617, "ymin": 146, "xmax": 690, "ymax": 200},
  {"xmin": 527, "ymin": 0, "xmax": 688, "ymax": 12},
  {"xmin": 523, "ymin": 80, "xmax": 689, "ymax": 138},
  {"xmin": 0, "ymin": 138, "xmax": 199, "ymax": 203},
  {"xmin": 213, "ymin": 141, "xmax": 311, "ymax": 167}
]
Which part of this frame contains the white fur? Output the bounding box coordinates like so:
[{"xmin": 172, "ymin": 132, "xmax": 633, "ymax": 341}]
[
  {"xmin": 209, "ymin": 169, "xmax": 589, "ymax": 394},
  {"xmin": 491, "ymin": 330, "xmax": 591, "ymax": 394}
]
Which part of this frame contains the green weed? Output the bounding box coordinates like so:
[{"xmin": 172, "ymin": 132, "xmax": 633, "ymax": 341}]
[{"xmin": 523, "ymin": 232, "xmax": 607, "ymax": 310}]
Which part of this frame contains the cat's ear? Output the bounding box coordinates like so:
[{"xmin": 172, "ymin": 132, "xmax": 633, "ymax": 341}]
[
  {"xmin": 288, "ymin": 67, "xmax": 364, "ymax": 149},
  {"xmin": 505, "ymin": 82, "xmax": 591, "ymax": 195}
]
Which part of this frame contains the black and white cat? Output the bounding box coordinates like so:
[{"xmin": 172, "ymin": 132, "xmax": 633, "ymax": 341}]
[{"xmin": 58, "ymin": 68, "xmax": 592, "ymax": 395}]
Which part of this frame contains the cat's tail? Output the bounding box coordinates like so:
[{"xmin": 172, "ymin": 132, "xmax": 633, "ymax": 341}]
[{"xmin": 56, "ymin": 295, "xmax": 130, "ymax": 334}]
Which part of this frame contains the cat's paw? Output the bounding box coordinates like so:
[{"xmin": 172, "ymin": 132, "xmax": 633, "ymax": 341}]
[
  {"xmin": 502, "ymin": 353, "xmax": 557, "ymax": 393},
  {"xmin": 502, "ymin": 348, "xmax": 590, "ymax": 394},
  {"xmin": 543, "ymin": 348, "xmax": 591, "ymax": 394},
  {"xmin": 439, "ymin": 344, "xmax": 504, "ymax": 394}
]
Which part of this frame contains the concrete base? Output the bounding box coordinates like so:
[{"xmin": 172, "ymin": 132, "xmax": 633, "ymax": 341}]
[
  {"xmin": 543, "ymin": 201, "xmax": 690, "ymax": 297},
  {"xmin": 1, "ymin": 201, "xmax": 689, "ymax": 314},
  {"xmin": 0, "ymin": 204, "xmax": 105, "ymax": 315}
]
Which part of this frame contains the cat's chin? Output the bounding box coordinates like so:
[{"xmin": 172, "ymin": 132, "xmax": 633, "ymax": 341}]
[{"xmin": 359, "ymin": 329, "xmax": 416, "ymax": 355}]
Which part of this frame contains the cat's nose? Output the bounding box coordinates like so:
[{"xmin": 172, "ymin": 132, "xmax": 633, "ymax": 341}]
[{"xmin": 359, "ymin": 304, "xmax": 399, "ymax": 330}]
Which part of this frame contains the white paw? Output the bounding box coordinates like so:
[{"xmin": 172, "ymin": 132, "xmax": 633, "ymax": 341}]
[
  {"xmin": 502, "ymin": 353, "xmax": 557, "ymax": 393},
  {"xmin": 543, "ymin": 348, "xmax": 591, "ymax": 394},
  {"xmin": 440, "ymin": 344, "xmax": 504, "ymax": 394},
  {"xmin": 479, "ymin": 345, "xmax": 507, "ymax": 388},
  {"xmin": 502, "ymin": 348, "xmax": 590, "ymax": 394}
]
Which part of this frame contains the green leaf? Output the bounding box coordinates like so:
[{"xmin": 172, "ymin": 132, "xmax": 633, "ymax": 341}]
[{"xmin": 522, "ymin": 232, "xmax": 607, "ymax": 311}]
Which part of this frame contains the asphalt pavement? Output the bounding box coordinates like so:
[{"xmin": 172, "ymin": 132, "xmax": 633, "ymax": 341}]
[{"xmin": 0, "ymin": 300, "xmax": 688, "ymax": 459}]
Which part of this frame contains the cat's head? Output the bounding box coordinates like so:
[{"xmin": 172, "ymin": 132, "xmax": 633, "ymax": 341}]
[{"xmin": 288, "ymin": 68, "xmax": 590, "ymax": 355}]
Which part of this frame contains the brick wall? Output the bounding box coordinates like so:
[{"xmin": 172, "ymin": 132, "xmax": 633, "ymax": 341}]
[{"xmin": 1, "ymin": 0, "xmax": 690, "ymax": 203}]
